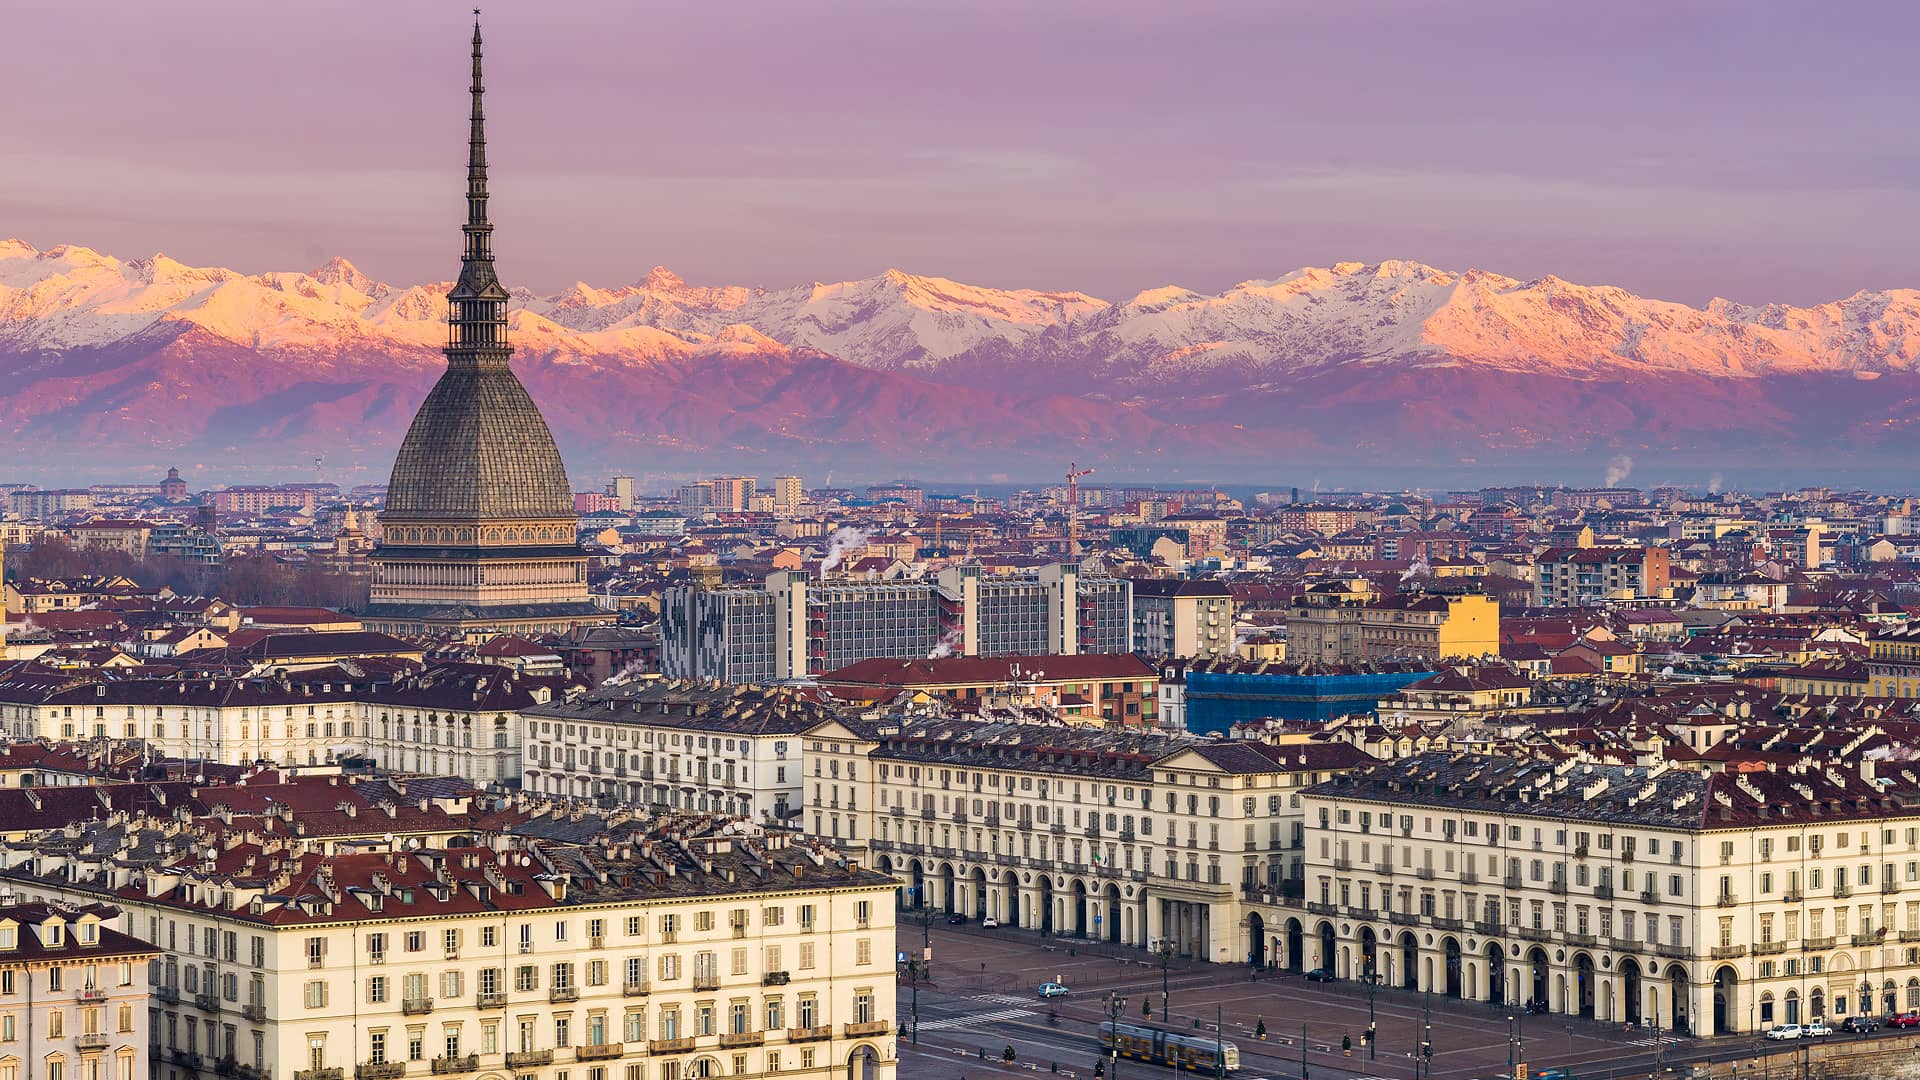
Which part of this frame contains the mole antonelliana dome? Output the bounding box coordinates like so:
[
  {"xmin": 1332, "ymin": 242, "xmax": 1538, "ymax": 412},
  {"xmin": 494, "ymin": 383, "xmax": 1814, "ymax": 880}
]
[{"xmin": 381, "ymin": 17, "xmax": 572, "ymax": 525}]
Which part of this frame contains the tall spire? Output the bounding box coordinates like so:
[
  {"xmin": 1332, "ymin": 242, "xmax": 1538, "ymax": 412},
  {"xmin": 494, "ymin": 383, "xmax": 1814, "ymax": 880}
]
[{"xmin": 448, "ymin": 9, "xmax": 510, "ymax": 367}]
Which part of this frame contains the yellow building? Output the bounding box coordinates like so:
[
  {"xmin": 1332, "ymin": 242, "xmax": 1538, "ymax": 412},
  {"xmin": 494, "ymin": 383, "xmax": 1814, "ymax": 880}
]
[
  {"xmin": 1867, "ymin": 624, "xmax": 1920, "ymax": 697},
  {"xmin": 1290, "ymin": 586, "xmax": 1499, "ymax": 665}
]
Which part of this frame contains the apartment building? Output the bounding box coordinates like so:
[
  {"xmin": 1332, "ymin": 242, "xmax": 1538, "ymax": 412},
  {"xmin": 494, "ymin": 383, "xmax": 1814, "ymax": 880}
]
[
  {"xmin": 660, "ymin": 565, "xmax": 1132, "ymax": 681},
  {"xmin": 0, "ymin": 663, "xmax": 568, "ymax": 791},
  {"xmin": 1286, "ymin": 752, "xmax": 1920, "ymax": 1036},
  {"xmin": 804, "ymin": 717, "xmax": 1370, "ymax": 961},
  {"xmin": 1866, "ymin": 624, "xmax": 1920, "ymax": 698},
  {"xmin": 1130, "ymin": 579, "xmax": 1235, "ymax": 660},
  {"xmin": 521, "ymin": 681, "xmax": 832, "ymax": 819},
  {"xmin": 1533, "ymin": 547, "xmax": 1673, "ymax": 606},
  {"xmin": 1, "ymin": 819, "xmax": 897, "ymax": 1080},
  {"xmin": 1287, "ymin": 589, "xmax": 1499, "ymax": 665},
  {"xmin": 0, "ymin": 900, "xmax": 157, "ymax": 1080},
  {"xmin": 818, "ymin": 654, "xmax": 1159, "ymax": 727}
]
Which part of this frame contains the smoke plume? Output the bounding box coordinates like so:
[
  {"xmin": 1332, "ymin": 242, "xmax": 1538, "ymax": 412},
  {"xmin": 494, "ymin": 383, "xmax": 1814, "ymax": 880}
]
[
  {"xmin": 819, "ymin": 527, "xmax": 869, "ymax": 576},
  {"xmin": 1604, "ymin": 455, "xmax": 1634, "ymax": 487}
]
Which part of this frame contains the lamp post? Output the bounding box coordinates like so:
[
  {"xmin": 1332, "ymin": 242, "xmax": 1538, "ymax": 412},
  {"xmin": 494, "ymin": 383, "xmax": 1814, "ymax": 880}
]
[
  {"xmin": 1361, "ymin": 972, "xmax": 1381, "ymax": 1060},
  {"xmin": 1506, "ymin": 1015, "xmax": 1515, "ymax": 1076},
  {"xmin": 1151, "ymin": 938, "xmax": 1176, "ymax": 1023},
  {"xmin": 1105, "ymin": 992, "xmax": 1127, "ymax": 1080},
  {"xmin": 1419, "ymin": 990, "xmax": 1433, "ymax": 1080},
  {"xmin": 900, "ymin": 890, "xmax": 935, "ymax": 1046}
]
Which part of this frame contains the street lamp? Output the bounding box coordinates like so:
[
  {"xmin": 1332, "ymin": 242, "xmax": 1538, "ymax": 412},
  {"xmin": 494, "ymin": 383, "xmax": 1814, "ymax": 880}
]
[
  {"xmin": 1506, "ymin": 1015, "xmax": 1515, "ymax": 1076},
  {"xmin": 1414, "ymin": 990, "xmax": 1433, "ymax": 1080},
  {"xmin": 1105, "ymin": 992, "xmax": 1128, "ymax": 1080},
  {"xmin": 1360, "ymin": 972, "xmax": 1381, "ymax": 1060},
  {"xmin": 1151, "ymin": 939, "xmax": 1176, "ymax": 1022}
]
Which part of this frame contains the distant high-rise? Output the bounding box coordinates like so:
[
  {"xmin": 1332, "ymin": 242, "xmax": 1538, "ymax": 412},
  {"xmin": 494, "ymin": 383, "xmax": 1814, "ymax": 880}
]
[
  {"xmin": 362, "ymin": 17, "xmax": 611, "ymax": 637},
  {"xmin": 771, "ymin": 475, "xmax": 804, "ymax": 513},
  {"xmin": 607, "ymin": 475, "xmax": 635, "ymax": 511}
]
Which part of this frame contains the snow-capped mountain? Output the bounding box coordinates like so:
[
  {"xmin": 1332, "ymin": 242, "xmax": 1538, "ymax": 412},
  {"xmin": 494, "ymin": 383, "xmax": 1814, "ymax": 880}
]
[{"xmin": 5, "ymin": 238, "xmax": 1920, "ymax": 481}]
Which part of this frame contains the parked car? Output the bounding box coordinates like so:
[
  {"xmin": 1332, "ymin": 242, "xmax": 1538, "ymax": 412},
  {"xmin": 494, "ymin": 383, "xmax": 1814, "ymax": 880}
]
[
  {"xmin": 1037, "ymin": 982, "xmax": 1070, "ymax": 998},
  {"xmin": 1889, "ymin": 1012, "xmax": 1920, "ymax": 1029},
  {"xmin": 1765, "ymin": 1024, "xmax": 1805, "ymax": 1041},
  {"xmin": 1304, "ymin": 968, "xmax": 1337, "ymax": 983},
  {"xmin": 981, "ymin": 916, "xmax": 1000, "ymax": 929},
  {"xmin": 1805, "ymin": 1022, "xmax": 1833, "ymax": 1037},
  {"xmin": 1842, "ymin": 1016, "xmax": 1880, "ymax": 1033},
  {"xmin": 946, "ymin": 913, "xmax": 968, "ymax": 925}
]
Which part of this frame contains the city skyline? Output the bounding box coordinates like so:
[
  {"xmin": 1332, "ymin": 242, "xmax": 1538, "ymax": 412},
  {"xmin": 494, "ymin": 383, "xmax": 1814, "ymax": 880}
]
[{"xmin": 4, "ymin": 1, "xmax": 1920, "ymax": 308}]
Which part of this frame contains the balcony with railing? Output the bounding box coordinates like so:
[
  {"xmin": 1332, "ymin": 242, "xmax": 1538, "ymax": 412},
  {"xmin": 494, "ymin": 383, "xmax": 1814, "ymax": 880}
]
[
  {"xmin": 1710, "ymin": 946, "xmax": 1748, "ymax": 959},
  {"xmin": 786, "ymin": 1027, "xmax": 832, "ymax": 1043},
  {"xmin": 1716, "ymin": 892, "xmax": 1738, "ymax": 908},
  {"xmin": 576, "ymin": 1044, "xmax": 625, "ymax": 1062},
  {"xmin": 77, "ymin": 1033, "xmax": 111, "ymax": 1051},
  {"xmin": 1474, "ymin": 919, "xmax": 1502, "ymax": 936},
  {"xmin": 1753, "ymin": 940, "xmax": 1789, "ymax": 955},
  {"xmin": 171, "ymin": 1050, "xmax": 206, "ymax": 1072},
  {"xmin": 504, "ymin": 1052, "xmax": 553, "ymax": 1069},
  {"xmin": 844, "ymin": 1021, "xmax": 890, "ymax": 1038},
  {"xmin": 157, "ymin": 985, "xmax": 181, "ymax": 1005},
  {"xmin": 690, "ymin": 976, "xmax": 720, "ymax": 993},
  {"xmin": 242, "ymin": 1003, "xmax": 267, "ymax": 1022},
  {"xmin": 1593, "ymin": 884, "xmax": 1614, "ymax": 900},
  {"xmin": 293, "ymin": 1070, "xmax": 341, "ymax": 1080},
  {"xmin": 195, "ymin": 992, "xmax": 220, "ymax": 1012},
  {"xmin": 761, "ymin": 972, "xmax": 790, "ymax": 987},
  {"xmin": 477, "ymin": 992, "xmax": 508, "ymax": 1009},
  {"xmin": 647, "ymin": 1039, "xmax": 695, "ymax": 1055},
  {"xmin": 1803, "ymin": 936, "xmax": 1837, "ymax": 950},
  {"xmin": 402, "ymin": 998, "xmax": 435, "ymax": 1016},
  {"xmin": 356, "ymin": 1064, "xmax": 406, "ymax": 1080},
  {"xmin": 549, "ymin": 987, "xmax": 579, "ymax": 1003},
  {"xmin": 719, "ymin": 1032, "xmax": 765, "ymax": 1048},
  {"xmin": 78, "ymin": 988, "xmax": 108, "ymax": 1004},
  {"xmin": 1653, "ymin": 943, "xmax": 1688, "ymax": 959},
  {"xmin": 430, "ymin": 1056, "xmax": 478, "ymax": 1075}
]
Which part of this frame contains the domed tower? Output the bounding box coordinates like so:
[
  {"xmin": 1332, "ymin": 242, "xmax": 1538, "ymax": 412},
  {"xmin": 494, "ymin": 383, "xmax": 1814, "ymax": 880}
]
[{"xmin": 362, "ymin": 16, "xmax": 611, "ymax": 638}]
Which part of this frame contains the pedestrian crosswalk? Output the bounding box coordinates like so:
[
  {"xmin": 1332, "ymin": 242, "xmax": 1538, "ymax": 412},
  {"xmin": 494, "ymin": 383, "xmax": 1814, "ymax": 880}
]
[
  {"xmin": 919, "ymin": 1007, "xmax": 1032, "ymax": 1031},
  {"xmin": 1620, "ymin": 1033, "xmax": 1682, "ymax": 1047},
  {"xmin": 975, "ymin": 993, "xmax": 1040, "ymax": 1006}
]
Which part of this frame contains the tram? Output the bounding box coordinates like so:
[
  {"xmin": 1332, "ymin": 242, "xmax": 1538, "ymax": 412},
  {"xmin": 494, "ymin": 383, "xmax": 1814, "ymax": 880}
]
[{"xmin": 1097, "ymin": 1021, "xmax": 1241, "ymax": 1073}]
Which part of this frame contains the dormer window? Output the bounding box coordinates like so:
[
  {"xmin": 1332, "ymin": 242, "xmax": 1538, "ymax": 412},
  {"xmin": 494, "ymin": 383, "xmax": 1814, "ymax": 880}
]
[
  {"xmin": 0, "ymin": 926, "xmax": 15, "ymax": 950},
  {"xmin": 45, "ymin": 924, "xmax": 63, "ymax": 948},
  {"xmin": 78, "ymin": 924, "xmax": 96, "ymax": 946}
]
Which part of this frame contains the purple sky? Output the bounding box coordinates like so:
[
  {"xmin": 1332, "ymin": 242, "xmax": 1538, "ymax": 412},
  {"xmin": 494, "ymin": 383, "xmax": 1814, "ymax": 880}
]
[{"xmin": 4, "ymin": 0, "xmax": 1918, "ymax": 306}]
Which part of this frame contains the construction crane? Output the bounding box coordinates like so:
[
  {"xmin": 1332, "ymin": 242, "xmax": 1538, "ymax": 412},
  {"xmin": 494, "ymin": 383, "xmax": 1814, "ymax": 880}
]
[{"xmin": 1065, "ymin": 462, "xmax": 1095, "ymax": 557}]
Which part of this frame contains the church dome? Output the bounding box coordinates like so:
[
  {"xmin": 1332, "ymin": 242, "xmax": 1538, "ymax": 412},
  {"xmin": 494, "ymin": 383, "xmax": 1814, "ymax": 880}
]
[{"xmin": 382, "ymin": 362, "xmax": 574, "ymax": 521}]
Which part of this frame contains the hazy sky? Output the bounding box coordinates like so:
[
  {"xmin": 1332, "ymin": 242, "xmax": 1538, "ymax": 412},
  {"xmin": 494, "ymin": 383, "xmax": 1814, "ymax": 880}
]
[{"xmin": 5, "ymin": 0, "xmax": 1918, "ymax": 305}]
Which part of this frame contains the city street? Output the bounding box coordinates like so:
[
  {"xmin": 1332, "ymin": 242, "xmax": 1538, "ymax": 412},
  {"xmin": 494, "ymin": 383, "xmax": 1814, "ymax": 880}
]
[{"xmin": 895, "ymin": 922, "xmax": 1716, "ymax": 1080}]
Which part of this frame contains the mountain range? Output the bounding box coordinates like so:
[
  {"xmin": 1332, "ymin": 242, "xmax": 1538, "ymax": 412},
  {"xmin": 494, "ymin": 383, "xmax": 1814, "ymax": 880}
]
[{"xmin": 5, "ymin": 238, "xmax": 1920, "ymax": 486}]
